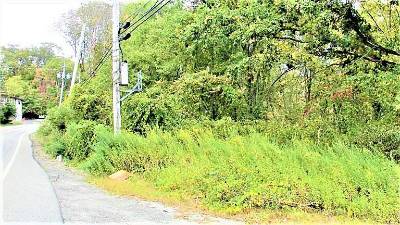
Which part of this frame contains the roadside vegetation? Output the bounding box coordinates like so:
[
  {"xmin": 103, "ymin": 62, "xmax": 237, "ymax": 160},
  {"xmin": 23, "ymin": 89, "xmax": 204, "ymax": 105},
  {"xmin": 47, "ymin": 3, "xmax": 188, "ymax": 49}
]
[
  {"xmin": 0, "ymin": 103, "xmax": 16, "ymax": 124},
  {"xmin": 39, "ymin": 118, "xmax": 400, "ymax": 223},
  {"xmin": 31, "ymin": 0, "xmax": 400, "ymax": 223},
  {"xmin": 0, "ymin": 44, "xmax": 73, "ymax": 118}
]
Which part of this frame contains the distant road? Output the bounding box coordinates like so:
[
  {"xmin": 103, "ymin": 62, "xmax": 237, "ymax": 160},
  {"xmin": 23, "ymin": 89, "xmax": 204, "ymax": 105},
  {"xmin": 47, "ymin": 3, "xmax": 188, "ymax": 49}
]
[
  {"xmin": 1, "ymin": 121, "xmax": 63, "ymax": 223},
  {"xmin": 2, "ymin": 127, "xmax": 24, "ymax": 170}
]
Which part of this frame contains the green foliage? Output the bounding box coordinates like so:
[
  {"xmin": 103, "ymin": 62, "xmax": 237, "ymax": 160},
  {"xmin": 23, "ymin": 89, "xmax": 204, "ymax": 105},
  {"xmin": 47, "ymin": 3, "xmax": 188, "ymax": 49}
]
[
  {"xmin": 66, "ymin": 71, "xmax": 112, "ymax": 126},
  {"xmin": 48, "ymin": 125, "xmax": 400, "ymax": 223},
  {"xmin": 63, "ymin": 120, "xmax": 98, "ymax": 161},
  {"xmin": 122, "ymin": 5, "xmax": 188, "ymax": 82},
  {"xmin": 79, "ymin": 125, "xmax": 115, "ymax": 175},
  {"xmin": 39, "ymin": 1, "xmax": 400, "ymax": 223},
  {"xmin": 173, "ymin": 71, "xmax": 246, "ymax": 120},
  {"xmin": 122, "ymin": 71, "xmax": 246, "ymax": 132},
  {"xmin": 44, "ymin": 105, "xmax": 78, "ymax": 132},
  {"xmin": 353, "ymin": 123, "xmax": 400, "ymax": 162},
  {"xmin": 4, "ymin": 76, "xmax": 46, "ymax": 115},
  {"xmin": 81, "ymin": 127, "xmax": 175, "ymax": 175},
  {"xmin": 153, "ymin": 135, "xmax": 399, "ymax": 222},
  {"xmin": 0, "ymin": 103, "xmax": 16, "ymax": 124},
  {"xmin": 42, "ymin": 130, "xmax": 66, "ymax": 157},
  {"xmin": 1, "ymin": 44, "xmax": 72, "ymax": 116},
  {"xmin": 122, "ymin": 82, "xmax": 182, "ymax": 132}
]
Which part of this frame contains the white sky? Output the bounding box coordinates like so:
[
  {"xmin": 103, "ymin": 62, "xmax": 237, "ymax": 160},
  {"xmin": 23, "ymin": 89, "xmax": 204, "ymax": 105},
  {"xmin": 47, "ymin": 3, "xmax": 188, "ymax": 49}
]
[{"xmin": 0, "ymin": 0, "xmax": 134, "ymax": 58}]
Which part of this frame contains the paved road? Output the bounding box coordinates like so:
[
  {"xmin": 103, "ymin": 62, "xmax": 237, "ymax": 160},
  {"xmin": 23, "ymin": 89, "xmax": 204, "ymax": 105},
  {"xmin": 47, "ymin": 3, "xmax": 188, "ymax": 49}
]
[
  {"xmin": 2, "ymin": 128, "xmax": 24, "ymax": 170},
  {"xmin": 2, "ymin": 122, "xmax": 241, "ymax": 225},
  {"xmin": 33, "ymin": 129, "xmax": 242, "ymax": 225},
  {"xmin": 1, "ymin": 121, "xmax": 63, "ymax": 224}
]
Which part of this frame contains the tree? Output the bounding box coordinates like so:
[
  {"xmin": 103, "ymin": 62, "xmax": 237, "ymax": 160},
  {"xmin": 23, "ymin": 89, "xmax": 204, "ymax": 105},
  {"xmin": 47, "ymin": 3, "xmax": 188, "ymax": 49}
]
[
  {"xmin": 1, "ymin": 44, "xmax": 72, "ymax": 116},
  {"xmin": 57, "ymin": 1, "xmax": 112, "ymax": 74},
  {"xmin": 65, "ymin": 0, "xmax": 400, "ymax": 137}
]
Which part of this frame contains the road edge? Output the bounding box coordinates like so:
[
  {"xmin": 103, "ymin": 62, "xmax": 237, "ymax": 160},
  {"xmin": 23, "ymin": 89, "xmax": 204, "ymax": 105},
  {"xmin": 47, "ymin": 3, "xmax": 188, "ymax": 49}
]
[{"xmin": 30, "ymin": 133, "xmax": 65, "ymax": 223}]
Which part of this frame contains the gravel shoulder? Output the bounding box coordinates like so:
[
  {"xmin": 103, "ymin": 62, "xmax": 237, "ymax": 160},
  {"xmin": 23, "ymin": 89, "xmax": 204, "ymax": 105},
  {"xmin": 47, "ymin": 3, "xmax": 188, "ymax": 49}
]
[{"xmin": 31, "ymin": 135, "xmax": 242, "ymax": 225}]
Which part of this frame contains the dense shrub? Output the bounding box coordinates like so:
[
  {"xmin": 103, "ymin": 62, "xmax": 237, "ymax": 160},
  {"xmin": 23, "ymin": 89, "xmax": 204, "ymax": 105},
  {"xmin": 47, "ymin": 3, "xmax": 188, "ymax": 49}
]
[
  {"xmin": 42, "ymin": 130, "xmax": 66, "ymax": 157},
  {"xmin": 44, "ymin": 105, "xmax": 78, "ymax": 132},
  {"xmin": 75, "ymin": 127, "xmax": 399, "ymax": 223},
  {"xmin": 0, "ymin": 103, "xmax": 16, "ymax": 124},
  {"xmin": 81, "ymin": 126, "xmax": 176, "ymax": 175},
  {"xmin": 353, "ymin": 123, "xmax": 400, "ymax": 162},
  {"xmin": 172, "ymin": 71, "xmax": 247, "ymax": 120},
  {"xmin": 67, "ymin": 83, "xmax": 112, "ymax": 126},
  {"xmin": 122, "ymin": 83, "xmax": 183, "ymax": 133},
  {"xmin": 153, "ymin": 134, "xmax": 399, "ymax": 223},
  {"xmin": 122, "ymin": 71, "xmax": 246, "ymax": 133},
  {"xmin": 63, "ymin": 120, "xmax": 98, "ymax": 161}
]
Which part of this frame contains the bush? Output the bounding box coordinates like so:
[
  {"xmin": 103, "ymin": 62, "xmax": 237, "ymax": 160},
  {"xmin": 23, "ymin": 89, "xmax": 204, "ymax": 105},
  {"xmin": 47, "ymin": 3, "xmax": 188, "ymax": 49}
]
[
  {"xmin": 67, "ymin": 84, "xmax": 112, "ymax": 126},
  {"xmin": 0, "ymin": 103, "xmax": 16, "ymax": 124},
  {"xmin": 122, "ymin": 83, "xmax": 183, "ymax": 133},
  {"xmin": 45, "ymin": 105, "xmax": 78, "ymax": 132},
  {"xmin": 352, "ymin": 124, "xmax": 400, "ymax": 162},
  {"xmin": 152, "ymin": 134, "xmax": 400, "ymax": 222},
  {"xmin": 74, "ymin": 127, "xmax": 399, "ymax": 223},
  {"xmin": 172, "ymin": 71, "xmax": 246, "ymax": 120},
  {"xmin": 81, "ymin": 126, "xmax": 176, "ymax": 175},
  {"xmin": 79, "ymin": 125, "xmax": 116, "ymax": 175},
  {"xmin": 43, "ymin": 130, "xmax": 66, "ymax": 157},
  {"xmin": 63, "ymin": 120, "xmax": 98, "ymax": 161}
]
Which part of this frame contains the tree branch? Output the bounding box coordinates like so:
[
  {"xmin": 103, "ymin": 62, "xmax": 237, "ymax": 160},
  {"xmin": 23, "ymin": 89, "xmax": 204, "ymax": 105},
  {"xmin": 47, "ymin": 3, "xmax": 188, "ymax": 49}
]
[
  {"xmin": 270, "ymin": 65, "xmax": 296, "ymax": 88},
  {"xmin": 273, "ymin": 36, "xmax": 307, "ymax": 43}
]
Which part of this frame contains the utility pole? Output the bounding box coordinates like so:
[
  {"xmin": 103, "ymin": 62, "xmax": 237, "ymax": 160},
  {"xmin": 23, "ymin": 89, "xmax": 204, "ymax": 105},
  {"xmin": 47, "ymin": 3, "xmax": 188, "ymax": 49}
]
[
  {"xmin": 112, "ymin": 0, "xmax": 122, "ymax": 134},
  {"xmin": 59, "ymin": 63, "xmax": 66, "ymax": 106},
  {"xmin": 69, "ymin": 24, "xmax": 86, "ymax": 95}
]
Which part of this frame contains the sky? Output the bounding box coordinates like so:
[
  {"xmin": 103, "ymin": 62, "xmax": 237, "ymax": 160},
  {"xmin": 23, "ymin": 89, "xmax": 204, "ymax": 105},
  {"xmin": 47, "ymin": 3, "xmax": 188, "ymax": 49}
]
[{"xmin": 0, "ymin": 0, "xmax": 134, "ymax": 58}]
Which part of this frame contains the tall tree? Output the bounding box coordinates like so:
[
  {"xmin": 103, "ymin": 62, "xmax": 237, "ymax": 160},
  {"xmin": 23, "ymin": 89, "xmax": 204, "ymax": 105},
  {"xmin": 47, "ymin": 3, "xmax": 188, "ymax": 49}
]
[{"xmin": 57, "ymin": 1, "xmax": 112, "ymax": 74}]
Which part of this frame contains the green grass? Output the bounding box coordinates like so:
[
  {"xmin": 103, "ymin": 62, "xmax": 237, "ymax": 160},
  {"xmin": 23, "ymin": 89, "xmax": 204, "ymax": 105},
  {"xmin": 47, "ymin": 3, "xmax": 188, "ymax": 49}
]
[
  {"xmin": 38, "ymin": 122, "xmax": 400, "ymax": 223},
  {"xmin": 89, "ymin": 175, "xmax": 391, "ymax": 225}
]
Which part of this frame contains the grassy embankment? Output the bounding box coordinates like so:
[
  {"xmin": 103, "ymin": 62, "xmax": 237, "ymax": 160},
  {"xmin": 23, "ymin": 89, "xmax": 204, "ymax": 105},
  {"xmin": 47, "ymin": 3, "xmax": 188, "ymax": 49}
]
[{"xmin": 36, "ymin": 119, "xmax": 400, "ymax": 224}]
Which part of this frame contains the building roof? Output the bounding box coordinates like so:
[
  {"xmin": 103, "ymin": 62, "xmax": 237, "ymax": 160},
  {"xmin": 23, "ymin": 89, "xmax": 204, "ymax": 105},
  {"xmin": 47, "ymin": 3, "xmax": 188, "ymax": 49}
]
[{"xmin": 0, "ymin": 92, "xmax": 24, "ymax": 101}]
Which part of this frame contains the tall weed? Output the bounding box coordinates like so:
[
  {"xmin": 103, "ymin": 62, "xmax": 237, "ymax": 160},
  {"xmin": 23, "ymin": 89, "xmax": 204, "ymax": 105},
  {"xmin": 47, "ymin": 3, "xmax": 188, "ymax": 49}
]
[{"xmin": 75, "ymin": 127, "xmax": 400, "ymax": 223}]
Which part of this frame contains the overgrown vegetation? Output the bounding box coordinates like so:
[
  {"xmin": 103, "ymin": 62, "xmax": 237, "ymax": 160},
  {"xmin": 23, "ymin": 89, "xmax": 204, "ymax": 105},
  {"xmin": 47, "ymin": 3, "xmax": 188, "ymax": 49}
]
[
  {"xmin": 38, "ymin": 119, "xmax": 400, "ymax": 223},
  {"xmin": 0, "ymin": 102, "xmax": 16, "ymax": 124},
  {"xmin": 0, "ymin": 44, "xmax": 73, "ymax": 117},
  {"xmin": 35, "ymin": 0, "xmax": 400, "ymax": 223}
]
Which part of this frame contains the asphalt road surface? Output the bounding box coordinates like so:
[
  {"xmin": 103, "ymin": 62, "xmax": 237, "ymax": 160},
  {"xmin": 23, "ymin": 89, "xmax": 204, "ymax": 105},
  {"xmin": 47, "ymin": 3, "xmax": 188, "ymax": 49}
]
[
  {"xmin": 2, "ymin": 121, "xmax": 63, "ymax": 224},
  {"xmin": 1, "ymin": 122, "xmax": 242, "ymax": 225}
]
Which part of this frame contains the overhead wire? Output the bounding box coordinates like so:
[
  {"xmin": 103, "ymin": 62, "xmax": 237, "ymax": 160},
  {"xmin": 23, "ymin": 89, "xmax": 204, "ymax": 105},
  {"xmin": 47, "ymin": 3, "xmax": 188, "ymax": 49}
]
[
  {"xmin": 121, "ymin": 0, "xmax": 171, "ymax": 39},
  {"xmin": 86, "ymin": 1, "xmax": 157, "ymax": 78},
  {"xmin": 120, "ymin": 0, "xmax": 165, "ymax": 37},
  {"xmin": 89, "ymin": 0, "xmax": 166, "ymax": 77},
  {"xmin": 121, "ymin": 0, "xmax": 154, "ymax": 26},
  {"xmin": 83, "ymin": 0, "xmax": 171, "ymax": 85}
]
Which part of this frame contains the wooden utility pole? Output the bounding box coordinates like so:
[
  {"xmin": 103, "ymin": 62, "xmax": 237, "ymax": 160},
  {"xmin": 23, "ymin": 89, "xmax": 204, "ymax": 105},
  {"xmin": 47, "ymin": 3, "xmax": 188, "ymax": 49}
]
[
  {"xmin": 112, "ymin": 0, "xmax": 122, "ymax": 134},
  {"xmin": 59, "ymin": 63, "xmax": 66, "ymax": 106},
  {"xmin": 69, "ymin": 24, "xmax": 86, "ymax": 95}
]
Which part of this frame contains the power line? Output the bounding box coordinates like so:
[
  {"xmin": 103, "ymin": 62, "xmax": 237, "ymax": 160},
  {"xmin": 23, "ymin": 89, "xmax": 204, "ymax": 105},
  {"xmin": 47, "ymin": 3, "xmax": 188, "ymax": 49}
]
[
  {"xmin": 88, "ymin": 3, "xmax": 157, "ymax": 77},
  {"xmin": 121, "ymin": 0, "xmax": 154, "ymax": 26},
  {"xmin": 84, "ymin": 0, "xmax": 171, "ymax": 84},
  {"xmin": 90, "ymin": 48, "xmax": 112, "ymax": 76},
  {"xmin": 120, "ymin": 0, "xmax": 166, "ymax": 37}
]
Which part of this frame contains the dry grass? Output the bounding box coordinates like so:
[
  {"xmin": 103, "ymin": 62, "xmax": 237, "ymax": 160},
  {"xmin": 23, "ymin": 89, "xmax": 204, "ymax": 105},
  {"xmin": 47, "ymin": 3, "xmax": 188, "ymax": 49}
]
[
  {"xmin": 88, "ymin": 175, "xmax": 203, "ymax": 212},
  {"xmin": 88, "ymin": 175, "xmax": 385, "ymax": 225}
]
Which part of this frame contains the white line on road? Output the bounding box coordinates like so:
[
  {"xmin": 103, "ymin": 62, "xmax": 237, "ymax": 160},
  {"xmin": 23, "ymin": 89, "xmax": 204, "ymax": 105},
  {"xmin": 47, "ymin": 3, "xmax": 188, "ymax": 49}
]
[{"xmin": 2, "ymin": 133, "xmax": 25, "ymax": 180}]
